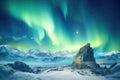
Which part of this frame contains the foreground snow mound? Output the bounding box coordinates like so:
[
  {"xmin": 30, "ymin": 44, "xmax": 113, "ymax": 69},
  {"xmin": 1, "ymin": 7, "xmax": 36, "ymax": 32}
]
[
  {"xmin": 0, "ymin": 64, "xmax": 15, "ymax": 80},
  {"xmin": 0, "ymin": 62, "xmax": 119, "ymax": 80},
  {"xmin": 107, "ymin": 72, "xmax": 120, "ymax": 79},
  {"xmin": 9, "ymin": 72, "xmax": 41, "ymax": 80},
  {"xmin": 9, "ymin": 70, "xmax": 114, "ymax": 80}
]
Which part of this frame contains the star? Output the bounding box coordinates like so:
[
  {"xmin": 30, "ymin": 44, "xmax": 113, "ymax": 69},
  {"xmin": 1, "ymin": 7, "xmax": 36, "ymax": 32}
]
[{"xmin": 76, "ymin": 31, "xmax": 79, "ymax": 34}]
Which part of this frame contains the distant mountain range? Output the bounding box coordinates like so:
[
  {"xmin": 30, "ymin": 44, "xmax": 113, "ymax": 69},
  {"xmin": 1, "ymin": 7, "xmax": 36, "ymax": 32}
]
[
  {"xmin": 0, "ymin": 45, "xmax": 120, "ymax": 65},
  {"xmin": 0, "ymin": 45, "xmax": 75, "ymax": 64},
  {"xmin": 96, "ymin": 51, "xmax": 120, "ymax": 61},
  {"xmin": 96, "ymin": 51, "xmax": 120, "ymax": 65}
]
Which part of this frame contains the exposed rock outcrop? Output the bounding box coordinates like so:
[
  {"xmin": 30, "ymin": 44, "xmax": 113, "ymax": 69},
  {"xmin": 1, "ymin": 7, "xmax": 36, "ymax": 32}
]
[
  {"xmin": 8, "ymin": 61, "xmax": 33, "ymax": 73},
  {"xmin": 72, "ymin": 43, "xmax": 100, "ymax": 69},
  {"xmin": 107, "ymin": 62, "xmax": 120, "ymax": 74}
]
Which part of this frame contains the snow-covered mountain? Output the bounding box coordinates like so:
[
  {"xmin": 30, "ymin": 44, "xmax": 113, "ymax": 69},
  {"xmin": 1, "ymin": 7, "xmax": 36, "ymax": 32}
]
[
  {"xmin": 96, "ymin": 51, "xmax": 120, "ymax": 66},
  {"xmin": 0, "ymin": 45, "xmax": 75, "ymax": 63},
  {"xmin": 96, "ymin": 51, "xmax": 120, "ymax": 60},
  {"xmin": 0, "ymin": 45, "xmax": 24, "ymax": 61},
  {"xmin": 0, "ymin": 45, "xmax": 120, "ymax": 65}
]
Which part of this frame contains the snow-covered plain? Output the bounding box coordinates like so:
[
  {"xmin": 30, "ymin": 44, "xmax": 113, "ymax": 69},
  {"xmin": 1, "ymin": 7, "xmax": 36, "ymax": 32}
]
[
  {"xmin": 9, "ymin": 69, "xmax": 118, "ymax": 80},
  {"xmin": 0, "ymin": 63, "xmax": 119, "ymax": 80}
]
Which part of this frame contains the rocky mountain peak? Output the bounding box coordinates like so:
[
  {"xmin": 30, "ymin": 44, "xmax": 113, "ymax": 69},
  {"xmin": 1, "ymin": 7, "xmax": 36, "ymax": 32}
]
[{"xmin": 72, "ymin": 43, "xmax": 99, "ymax": 69}]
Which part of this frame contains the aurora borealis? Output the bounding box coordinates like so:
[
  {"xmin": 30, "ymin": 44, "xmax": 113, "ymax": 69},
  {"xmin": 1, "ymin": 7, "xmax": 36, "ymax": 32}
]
[{"xmin": 0, "ymin": 0, "xmax": 120, "ymax": 52}]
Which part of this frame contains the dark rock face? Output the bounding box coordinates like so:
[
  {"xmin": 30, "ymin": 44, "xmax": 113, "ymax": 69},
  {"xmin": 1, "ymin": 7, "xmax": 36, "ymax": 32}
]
[
  {"xmin": 8, "ymin": 61, "xmax": 33, "ymax": 73},
  {"xmin": 72, "ymin": 43, "xmax": 99, "ymax": 69},
  {"xmin": 107, "ymin": 62, "xmax": 120, "ymax": 74}
]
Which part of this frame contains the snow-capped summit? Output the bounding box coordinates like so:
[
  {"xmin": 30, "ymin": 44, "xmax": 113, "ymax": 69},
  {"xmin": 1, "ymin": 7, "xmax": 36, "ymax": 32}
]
[
  {"xmin": 27, "ymin": 49, "xmax": 52, "ymax": 57},
  {"xmin": 104, "ymin": 51, "xmax": 120, "ymax": 56},
  {"xmin": 96, "ymin": 51, "xmax": 120, "ymax": 60},
  {"xmin": 0, "ymin": 45, "xmax": 14, "ymax": 53},
  {"xmin": 0, "ymin": 45, "xmax": 24, "ymax": 61},
  {"xmin": 0, "ymin": 45, "xmax": 24, "ymax": 55},
  {"xmin": 96, "ymin": 51, "xmax": 120, "ymax": 57},
  {"xmin": 54, "ymin": 50, "xmax": 75, "ymax": 57}
]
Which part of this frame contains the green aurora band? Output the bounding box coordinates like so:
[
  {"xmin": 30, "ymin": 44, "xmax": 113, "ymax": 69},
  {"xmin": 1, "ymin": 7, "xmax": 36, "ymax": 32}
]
[{"xmin": 1, "ymin": 0, "xmax": 120, "ymax": 52}]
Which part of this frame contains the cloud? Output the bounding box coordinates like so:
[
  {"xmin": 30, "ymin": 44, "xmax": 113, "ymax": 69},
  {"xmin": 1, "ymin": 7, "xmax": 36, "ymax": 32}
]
[{"xmin": 12, "ymin": 35, "xmax": 27, "ymax": 41}]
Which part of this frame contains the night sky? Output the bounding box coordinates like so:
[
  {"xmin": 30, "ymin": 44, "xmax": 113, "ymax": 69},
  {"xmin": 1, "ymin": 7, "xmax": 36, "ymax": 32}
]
[{"xmin": 0, "ymin": 0, "xmax": 120, "ymax": 52}]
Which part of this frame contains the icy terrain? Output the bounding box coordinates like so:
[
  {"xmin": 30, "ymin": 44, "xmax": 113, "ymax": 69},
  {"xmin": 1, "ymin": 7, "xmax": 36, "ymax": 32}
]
[
  {"xmin": 0, "ymin": 45, "xmax": 120, "ymax": 80},
  {"xmin": 0, "ymin": 62, "xmax": 120, "ymax": 80}
]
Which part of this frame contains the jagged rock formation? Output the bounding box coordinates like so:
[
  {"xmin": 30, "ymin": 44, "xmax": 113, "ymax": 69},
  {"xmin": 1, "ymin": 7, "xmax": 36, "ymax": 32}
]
[
  {"xmin": 8, "ymin": 61, "xmax": 33, "ymax": 73},
  {"xmin": 72, "ymin": 43, "xmax": 100, "ymax": 69},
  {"xmin": 107, "ymin": 62, "xmax": 120, "ymax": 74}
]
